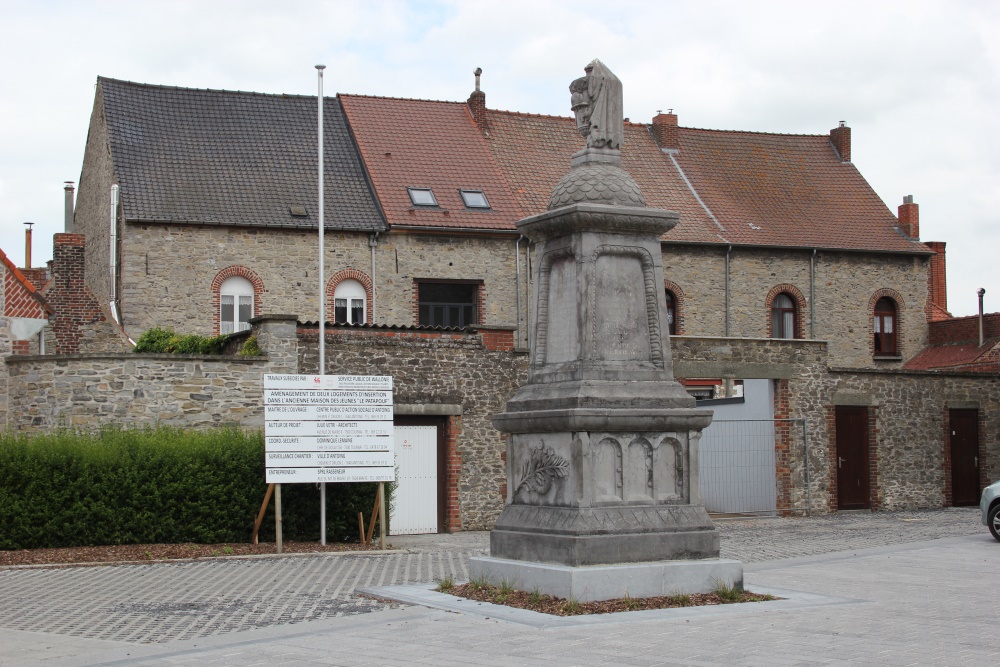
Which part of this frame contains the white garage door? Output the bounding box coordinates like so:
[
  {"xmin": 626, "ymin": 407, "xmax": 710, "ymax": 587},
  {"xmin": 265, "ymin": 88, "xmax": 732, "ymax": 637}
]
[{"xmin": 390, "ymin": 425, "xmax": 438, "ymax": 535}]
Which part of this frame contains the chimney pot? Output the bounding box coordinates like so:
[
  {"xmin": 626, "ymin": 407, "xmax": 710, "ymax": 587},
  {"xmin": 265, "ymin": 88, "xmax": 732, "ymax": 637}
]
[
  {"xmin": 467, "ymin": 68, "xmax": 487, "ymax": 133},
  {"xmin": 64, "ymin": 181, "xmax": 75, "ymax": 233}
]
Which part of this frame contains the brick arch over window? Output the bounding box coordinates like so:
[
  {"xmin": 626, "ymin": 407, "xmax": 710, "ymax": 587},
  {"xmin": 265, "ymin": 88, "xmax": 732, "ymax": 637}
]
[
  {"xmin": 869, "ymin": 288, "xmax": 905, "ymax": 357},
  {"xmin": 663, "ymin": 279, "xmax": 685, "ymax": 335},
  {"xmin": 211, "ymin": 266, "xmax": 265, "ymax": 335},
  {"xmin": 765, "ymin": 284, "xmax": 807, "ymax": 339},
  {"xmin": 327, "ymin": 268, "xmax": 374, "ymax": 324}
]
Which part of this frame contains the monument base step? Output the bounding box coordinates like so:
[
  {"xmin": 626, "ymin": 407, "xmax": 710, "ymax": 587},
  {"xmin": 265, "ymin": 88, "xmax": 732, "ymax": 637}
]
[{"xmin": 468, "ymin": 556, "xmax": 744, "ymax": 603}]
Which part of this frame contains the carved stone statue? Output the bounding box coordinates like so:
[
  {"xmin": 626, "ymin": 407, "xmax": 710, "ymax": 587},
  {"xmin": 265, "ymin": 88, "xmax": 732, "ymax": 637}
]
[{"xmin": 569, "ymin": 59, "xmax": 624, "ymax": 150}]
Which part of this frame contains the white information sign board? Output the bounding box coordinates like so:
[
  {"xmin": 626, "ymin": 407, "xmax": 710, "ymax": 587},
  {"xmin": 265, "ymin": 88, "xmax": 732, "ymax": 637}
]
[{"xmin": 264, "ymin": 374, "xmax": 394, "ymax": 484}]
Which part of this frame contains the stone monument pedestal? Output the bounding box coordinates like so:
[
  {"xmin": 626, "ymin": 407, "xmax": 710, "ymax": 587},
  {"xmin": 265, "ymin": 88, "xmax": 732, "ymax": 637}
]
[{"xmin": 475, "ymin": 61, "xmax": 742, "ymax": 603}]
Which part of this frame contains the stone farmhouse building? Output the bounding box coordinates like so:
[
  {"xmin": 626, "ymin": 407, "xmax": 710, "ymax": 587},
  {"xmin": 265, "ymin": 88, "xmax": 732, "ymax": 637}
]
[{"xmin": 1, "ymin": 72, "xmax": 997, "ymax": 532}]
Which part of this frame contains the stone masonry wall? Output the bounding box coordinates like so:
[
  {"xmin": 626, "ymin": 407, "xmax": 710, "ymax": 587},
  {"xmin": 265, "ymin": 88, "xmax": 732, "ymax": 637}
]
[
  {"xmin": 675, "ymin": 336, "xmax": 999, "ymax": 513},
  {"xmin": 662, "ymin": 246, "xmax": 930, "ymax": 369},
  {"xmin": 5, "ymin": 353, "xmax": 269, "ymax": 432},
  {"xmin": 299, "ymin": 324, "xmax": 529, "ymax": 531},
  {"xmin": 118, "ymin": 225, "xmax": 522, "ymax": 340},
  {"xmin": 72, "ymin": 86, "xmax": 115, "ymax": 309}
]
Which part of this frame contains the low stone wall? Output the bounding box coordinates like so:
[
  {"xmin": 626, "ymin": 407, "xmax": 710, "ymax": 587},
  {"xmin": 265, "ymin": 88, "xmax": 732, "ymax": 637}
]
[{"xmin": 5, "ymin": 353, "xmax": 270, "ymax": 432}]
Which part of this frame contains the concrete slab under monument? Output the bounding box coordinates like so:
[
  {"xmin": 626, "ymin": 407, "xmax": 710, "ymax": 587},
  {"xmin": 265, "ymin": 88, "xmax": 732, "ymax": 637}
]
[{"xmin": 468, "ymin": 556, "xmax": 744, "ymax": 603}]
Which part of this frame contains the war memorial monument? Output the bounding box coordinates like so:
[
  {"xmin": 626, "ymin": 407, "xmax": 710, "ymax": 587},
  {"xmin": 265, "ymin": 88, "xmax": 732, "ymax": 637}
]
[{"xmin": 468, "ymin": 60, "xmax": 744, "ymax": 601}]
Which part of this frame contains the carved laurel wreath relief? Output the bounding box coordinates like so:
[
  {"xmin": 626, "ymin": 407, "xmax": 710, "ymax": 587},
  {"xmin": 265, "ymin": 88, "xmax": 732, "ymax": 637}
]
[{"xmin": 515, "ymin": 442, "xmax": 569, "ymax": 497}]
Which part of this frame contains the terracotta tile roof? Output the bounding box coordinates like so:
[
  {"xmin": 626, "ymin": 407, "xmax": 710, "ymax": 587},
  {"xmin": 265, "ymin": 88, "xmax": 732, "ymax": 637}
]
[
  {"xmin": 99, "ymin": 78, "xmax": 385, "ymax": 232},
  {"xmin": 483, "ymin": 111, "xmax": 723, "ymax": 243},
  {"xmin": 926, "ymin": 301, "xmax": 953, "ymax": 323},
  {"xmin": 0, "ymin": 247, "xmax": 52, "ymax": 318},
  {"xmin": 339, "ymin": 95, "xmax": 524, "ymax": 231},
  {"xmin": 674, "ymin": 128, "xmax": 929, "ymax": 252},
  {"xmin": 904, "ymin": 339, "xmax": 999, "ymax": 372}
]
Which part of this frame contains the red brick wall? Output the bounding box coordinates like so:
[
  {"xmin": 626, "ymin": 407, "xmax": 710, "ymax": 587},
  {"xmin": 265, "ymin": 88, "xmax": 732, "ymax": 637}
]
[
  {"xmin": 925, "ymin": 241, "xmax": 948, "ymax": 319},
  {"xmin": 898, "ymin": 200, "xmax": 919, "ymax": 239},
  {"xmin": 773, "ymin": 379, "xmax": 793, "ymax": 514},
  {"xmin": 478, "ymin": 326, "xmax": 514, "ymax": 351},
  {"xmin": 651, "ymin": 113, "xmax": 679, "ymax": 151},
  {"xmin": 443, "ymin": 415, "xmax": 463, "ymax": 531},
  {"xmin": 45, "ymin": 234, "xmax": 107, "ymax": 354},
  {"xmin": 929, "ymin": 313, "xmax": 1000, "ymax": 345},
  {"xmin": 467, "ymin": 90, "xmax": 488, "ymax": 133},
  {"xmin": 830, "ymin": 124, "xmax": 851, "ymax": 162}
]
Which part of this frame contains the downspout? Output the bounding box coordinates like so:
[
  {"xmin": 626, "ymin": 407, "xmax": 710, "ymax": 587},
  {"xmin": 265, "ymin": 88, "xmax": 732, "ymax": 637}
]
[
  {"xmin": 526, "ymin": 241, "xmax": 533, "ymax": 352},
  {"xmin": 369, "ymin": 232, "xmax": 379, "ymax": 322},
  {"xmin": 109, "ymin": 184, "xmax": 120, "ymax": 324},
  {"xmin": 515, "ymin": 236, "xmax": 523, "ymax": 348},
  {"xmin": 809, "ymin": 249, "xmax": 817, "ymax": 339},
  {"xmin": 724, "ymin": 245, "xmax": 731, "ymax": 336}
]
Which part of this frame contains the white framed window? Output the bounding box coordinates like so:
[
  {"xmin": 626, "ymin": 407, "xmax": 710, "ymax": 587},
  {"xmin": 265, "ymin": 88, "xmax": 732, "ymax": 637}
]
[
  {"xmin": 459, "ymin": 189, "xmax": 490, "ymax": 209},
  {"xmin": 407, "ymin": 188, "xmax": 438, "ymax": 207},
  {"xmin": 334, "ymin": 279, "xmax": 366, "ymax": 324},
  {"xmin": 220, "ymin": 276, "xmax": 254, "ymax": 334}
]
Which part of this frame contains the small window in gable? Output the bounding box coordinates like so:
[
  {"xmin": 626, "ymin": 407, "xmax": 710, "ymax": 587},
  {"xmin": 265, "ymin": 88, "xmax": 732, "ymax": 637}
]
[
  {"xmin": 220, "ymin": 276, "xmax": 253, "ymax": 334},
  {"xmin": 459, "ymin": 189, "xmax": 490, "ymax": 209},
  {"xmin": 334, "ymin": 279, "xmax": 366, "ymax": 325},
  {"xmin": 874, "ymin": 297, "xmax": 898, "ymax": 356},
  {"xmin": 771, "ymin": 293, "xmax": 796, "ymax": 339},
  {"xmin": 407, "ymin": 188, "xmax": 438, "ymax": 207}
]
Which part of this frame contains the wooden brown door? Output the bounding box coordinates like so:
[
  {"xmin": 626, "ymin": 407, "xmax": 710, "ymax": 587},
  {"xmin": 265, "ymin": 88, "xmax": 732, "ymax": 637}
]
[
  {"xmin": 950, "ymin": 409, "xmax": 980, "ymax": 506},
  {"xmin": 836, "ymin": 406, "xmax": 870, "ymax": 509}
]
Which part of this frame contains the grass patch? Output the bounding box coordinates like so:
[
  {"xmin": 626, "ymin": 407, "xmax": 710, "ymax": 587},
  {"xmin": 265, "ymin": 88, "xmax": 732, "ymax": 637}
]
[{"xmin": 446, "ymin": 581, "xmax": 778, "ymax": 616}]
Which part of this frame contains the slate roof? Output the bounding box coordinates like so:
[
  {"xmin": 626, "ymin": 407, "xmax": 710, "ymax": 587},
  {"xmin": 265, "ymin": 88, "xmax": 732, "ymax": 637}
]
[
  {"xmin": 339, "ymin": 95, "xmax": 524, "ymax": 231},
  {"xmin": 98, "ymin": 77, "xmax": 385, "ymax": 232}
]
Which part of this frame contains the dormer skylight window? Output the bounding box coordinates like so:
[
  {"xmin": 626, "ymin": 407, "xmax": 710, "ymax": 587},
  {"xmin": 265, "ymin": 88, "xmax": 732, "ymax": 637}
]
[
  {"xmin": 459, "ymin": 189, "xmax": 490, "ymax": 209},
  {"xmin": 407, "ymin": 188, "xmax": 438, "ymax": 207}
]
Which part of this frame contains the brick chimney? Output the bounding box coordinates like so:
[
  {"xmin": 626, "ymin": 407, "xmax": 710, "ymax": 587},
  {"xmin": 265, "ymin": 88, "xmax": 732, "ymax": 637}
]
[
  {"xmin": 652, "ymin": 110, "xmax": 679, "ymax": 153},
  {"xmin": 898, "ymin": 195, "xmax": 919, "ymax": 239},
  {"xmin": 48, "ymin": 233, "xmax": 107, "ymax": 354},
  {"xmin": 467, "ymin": 67, "xmax": 488, "ymax": 133},
  {"xmin": 925, "ymin": 241, "xmax": 948, "ymax": 319},
  {"xmin": 830, "ymin": 121, "xmax": 851, "ymax": 162}
]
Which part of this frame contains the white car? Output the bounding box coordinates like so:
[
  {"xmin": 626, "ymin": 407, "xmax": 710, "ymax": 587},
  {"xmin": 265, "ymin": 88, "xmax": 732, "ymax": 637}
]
[{"xmin": 982, "ymin": 480, "xmax": 1000, "ymax": 542}]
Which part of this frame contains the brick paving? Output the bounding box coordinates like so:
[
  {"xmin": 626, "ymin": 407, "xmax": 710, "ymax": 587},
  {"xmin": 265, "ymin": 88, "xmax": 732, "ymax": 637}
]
[{"xmin": 0, "ymin": 507, "xmax": 992, "ymax": 666}]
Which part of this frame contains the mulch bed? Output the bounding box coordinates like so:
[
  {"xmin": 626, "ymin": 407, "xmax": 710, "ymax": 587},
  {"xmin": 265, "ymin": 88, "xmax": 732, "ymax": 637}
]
[
  {"xmin": 0, "ymin": 541, "xmax": 389, "ymax": 568},
  {"xmin": 444, "ymin": 581, "xmax": 776, "ymax": 616}
]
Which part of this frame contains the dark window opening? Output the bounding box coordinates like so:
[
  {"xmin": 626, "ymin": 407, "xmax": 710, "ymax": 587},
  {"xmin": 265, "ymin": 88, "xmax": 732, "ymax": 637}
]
[
  {"xmin": 334, "ymin": 298, "xmax": 365, "ymax": 324},
  {"xmin": 665, "ymin": 289, "xmax": 677, "ymax": 335},
  {"xmin": 874, "ymin": 297, "xmax": 897, "ymax": 355},
  {"xmin": 418, "ymin": 282, "xmax": 478, "ymax": 327},
  {"xmin": 771, "ymin": 292, "xmax": 795, "ymax": 339}
]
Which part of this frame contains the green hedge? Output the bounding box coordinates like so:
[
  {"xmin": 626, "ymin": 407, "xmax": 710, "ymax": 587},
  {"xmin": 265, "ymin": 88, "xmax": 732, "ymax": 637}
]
[{"xmin": 0, "ymin": 427, "xmax": 389, "ymax": 549}]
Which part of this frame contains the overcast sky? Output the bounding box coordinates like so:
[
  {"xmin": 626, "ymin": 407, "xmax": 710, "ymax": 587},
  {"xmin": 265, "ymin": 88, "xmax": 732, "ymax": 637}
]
[{"xmin": 1, "ymin": 0, "xmax": 996, "ymax": 316}]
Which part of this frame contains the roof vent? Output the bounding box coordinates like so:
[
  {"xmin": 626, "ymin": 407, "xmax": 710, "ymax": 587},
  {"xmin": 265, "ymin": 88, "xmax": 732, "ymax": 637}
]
[{"xmin": 289, "ymin": 205, "xmax": 308, "ymax": 217}]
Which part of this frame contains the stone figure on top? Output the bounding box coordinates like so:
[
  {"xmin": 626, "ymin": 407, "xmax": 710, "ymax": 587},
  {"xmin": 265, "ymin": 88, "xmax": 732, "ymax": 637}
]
[{"xmin": 570, "ymin": 59, "xmax": 624, "ymax": 151}]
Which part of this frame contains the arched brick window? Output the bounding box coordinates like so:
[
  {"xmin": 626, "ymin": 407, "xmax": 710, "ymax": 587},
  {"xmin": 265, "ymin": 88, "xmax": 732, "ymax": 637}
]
[
  {"xmin": 663, "ymin": 279, "xmax": 685, "ymax": 335},
  {"xmin": 211, "ymin": 267, "xmax": 265, "ymax": 335},
  {"xmin": 327, "ymin": 268, "xmax": 373, "ymax": 325},
  {"xmin": 869, "ymin": 289, "xmax": 904, "ymax": 357},
  {"xmin": 765, "ymin": 284, "xmax": 806, "ymax": 339}
]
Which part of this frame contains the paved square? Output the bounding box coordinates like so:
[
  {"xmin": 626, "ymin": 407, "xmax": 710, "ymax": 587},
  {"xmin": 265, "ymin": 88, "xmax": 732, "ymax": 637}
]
[{"xmin": 1, "ymin": 508, "xmax": 995, "ymax": 666}]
